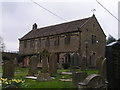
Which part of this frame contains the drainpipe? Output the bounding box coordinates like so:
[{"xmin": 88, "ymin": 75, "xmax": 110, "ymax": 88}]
[{"xmin": 78, "ymin": 28, "xmax": 82, "ymax": 56}]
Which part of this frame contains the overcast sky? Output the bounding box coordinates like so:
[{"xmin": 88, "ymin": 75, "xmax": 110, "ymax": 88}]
[{"xmin": 0, "ymin": 0, "xmax": 119, "ymax": 51}]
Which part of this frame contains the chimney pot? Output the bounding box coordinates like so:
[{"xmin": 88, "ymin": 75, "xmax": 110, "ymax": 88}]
[{"xmin": 32, "ymin": 23, "xmax": 37, "ymax": 30}]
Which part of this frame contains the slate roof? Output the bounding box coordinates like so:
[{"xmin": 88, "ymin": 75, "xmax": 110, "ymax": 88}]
[{"xmin": 20, "ymin": 16, "xmax": 92, "ymax": 40}]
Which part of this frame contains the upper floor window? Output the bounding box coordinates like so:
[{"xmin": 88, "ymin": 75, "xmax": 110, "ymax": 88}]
[
  {"xmin": 38, "ymin": 39, "xmax": 41, "ymax": 47},
  {"xmin": 24, "ymin": 40, "xmax": 27, "ymax": 48},
  {"xmin": 93, "ymin": 24, "xmax": 95, "ymax": 27},
  {"xmin": 54, "ymin": 36, "xmax": 59, "ymax": 46},
  {"xmin": 65, "ymin": 34, "xmax": 71, "ymax": 45},
  {"xmin": 30, "ymin": 39, "xmax": 35, "ymax": 48},
  {"xmin": 46, "ymin": 37, "xmax": 50, "ymax": 47},
  {"xmin": 91, "ymin": 35, "xmax": 96, "ymax": 44}
]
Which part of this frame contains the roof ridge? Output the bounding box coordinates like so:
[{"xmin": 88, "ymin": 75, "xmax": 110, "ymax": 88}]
[
  {"xmin": 36, "ymin": 16, "xmax": 91, "ymax": 30},
  {"xmin": 20, "ymin": 16, "xmax": 93, "ymax": 40}
]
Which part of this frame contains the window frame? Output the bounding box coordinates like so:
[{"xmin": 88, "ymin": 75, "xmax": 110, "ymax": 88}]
[
  {"xmin": 65, "ymin": 34, "xmax": 71, "ymax": 45},
  {"xmin": 45, "ymin": 37, "xmax": 50, "ymax": 47},
  {"xmin": 54, "ymin": 36, "xmax": 60, "ymax": 46}
]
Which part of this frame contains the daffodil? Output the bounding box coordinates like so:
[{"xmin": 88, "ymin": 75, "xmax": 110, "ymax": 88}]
[{"xmin": 5, "ymin": 82, "xmax": 9, "ymax": 84}]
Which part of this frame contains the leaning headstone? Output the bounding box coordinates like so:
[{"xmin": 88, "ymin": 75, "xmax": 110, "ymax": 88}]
[
  {"xmin": 96, "ymin": 57, "xmax": 104, "ymax": 72},
  {"xmin": 78, "ymin": 74, "xmax": 106, "ymax": 89},
  {"xmin": 2, "ymin": 60, "xmax": 15, "ymax": 79},
  {"xmin": 28, "ymin": 55, "xmax": 38, "ymax": 76},
  {"xmin": 100, "ymin": 58, "xmax": 107, "ymax": 80},
  {"xmin": 72, "ymin": 72, "xmax": 88, "ymax": 88},
  {"xmin": 49, "ymin": 54, "xmax": 57, "ymax": 75}
]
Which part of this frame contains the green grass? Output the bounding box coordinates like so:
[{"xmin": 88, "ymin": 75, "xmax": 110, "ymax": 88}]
[
  {"xmin": 0, "ymin": 66, "xmax": 2, "ymax": 73},
  {"xmin": 2, "ymin": 67, "xmax": 98, "ymax": 88},
  {"xmin": 14, "ymin": 67, "xmax": 74, "ymax": 88}
]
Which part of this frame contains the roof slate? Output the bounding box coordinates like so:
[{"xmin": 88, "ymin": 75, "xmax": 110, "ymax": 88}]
[{"xmin": 20, "ymin": 16, "xmax": 91, "ymax": 40}]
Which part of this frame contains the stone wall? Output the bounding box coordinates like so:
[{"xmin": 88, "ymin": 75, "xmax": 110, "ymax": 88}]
[
  {"xmin": 19, "ymin": 32, "xmax": 79, "ymax": 55},
  {"xmin": 80, "ymin": 16, "xmax": 106, "ymax": 66}
]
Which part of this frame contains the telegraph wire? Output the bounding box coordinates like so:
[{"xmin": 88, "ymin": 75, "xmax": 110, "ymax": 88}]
[
  {"xmin": 96, "ymin": 0, "xmax": 120, "ymax": 22},
  {"xmin": 31, "ymin": 0, "xmax": 66, "ymax": 21}
]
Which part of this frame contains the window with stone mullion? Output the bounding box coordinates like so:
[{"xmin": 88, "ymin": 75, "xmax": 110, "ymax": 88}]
[
  {"xmin": 65, "ymin": 34, "xmax": 71, "ymax": 45},
  {"xmin": 46, "ymin": 37, "xmax": 50, "ymax": 47},
  {"xmin": 38, "ymin": 39, "xmax": 41, "ymax": 48},
  {"xmin": 30, "ymin": 40, "xmax": 35, "ymax": 48},
  {"xmin": 54, "ymin": 36, "xmax": 59, "ymax": 46}
]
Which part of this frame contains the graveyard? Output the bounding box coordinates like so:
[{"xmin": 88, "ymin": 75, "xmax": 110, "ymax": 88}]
[
  {"xmin": 0, "ymin": 38, "xmax": 120, "ymax": 89},
  {"xmin": 0, "ymin": 66, "xmax": 98, "ymax": 88}
]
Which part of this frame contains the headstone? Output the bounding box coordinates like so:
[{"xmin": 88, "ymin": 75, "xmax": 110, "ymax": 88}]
[
  {"xmin": 37, "ymin": 73, "xmax": 51, "ymax": 81},
  {"xmin": 72, "ymin": 72, "xmax": 88, "ymax": 88},
  {"xmin": 37, "ymin": 49, "xmax": 51, "ymax": 81},
  {"xmin": 2, "ymin": 60, "xmax": 15, "ymax": 79},
  {"xmin": 78, "ymin": 74, "xmax": 106, "ymax": 89},
  {"xmin": 96, "ymin": 57, "xmax": 107, "ymax": 81},
  {"xmin": 28, "ymin": 55, "xmax": 38, "ymax": 76},
  {"xmin": 96, "ymin": 56, "xmax": 104, "ymax": 72},
  {"xmin": 70, "ymin": 53, "xmax": 80, "ymax": 72},
  {"xmin": 49, "ymin": 54, "xmax": 57, "ymax": 75},
  {"xmin": 100, "ymin": 58, "xmax": 107, "ymax": 80},
  {"xmin": 41, "ymin": 49, "xmax": 49, "ymax": 73},
  {"xmin": 81, "ymin": 55, "xmax": 87, "ymax": 71}
]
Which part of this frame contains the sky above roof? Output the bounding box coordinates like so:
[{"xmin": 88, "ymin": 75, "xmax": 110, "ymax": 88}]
[{"xmin": 0, "ymin": 0, "xmax": 119, "ymax": 51}]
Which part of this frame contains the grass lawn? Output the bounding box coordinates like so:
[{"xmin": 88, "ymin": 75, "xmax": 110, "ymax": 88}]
[
  {"xmin": 15, "ymin": 67, "xmax": 73, "ymax": 88},
  {"xmin": 14, "ymin": 67, "xmax": 98, "ymax": 88}
]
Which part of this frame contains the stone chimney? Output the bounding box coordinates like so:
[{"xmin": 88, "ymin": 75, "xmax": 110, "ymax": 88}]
[{"xmin": 32, "ymin": 23, "xmax": 37, "ymax": 30}]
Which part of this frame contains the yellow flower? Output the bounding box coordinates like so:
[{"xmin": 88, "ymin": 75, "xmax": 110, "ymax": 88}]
[
  {"xmin": 5, "ymin": 82, "xmax": 9, "ymax": 84},
  {"xmin": 2, "ymin": 78, "xmax": 7, "ymax": 81}
]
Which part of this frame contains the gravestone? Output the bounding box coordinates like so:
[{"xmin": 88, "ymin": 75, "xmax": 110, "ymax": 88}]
[
  {"xmin": 72, "ymin": 72, "xmax": 88, "ymax": 88},
  {"xmin": 106, "ymin": 39, "xmax": 120, "ymax": 88},
  {"xmin": 41, "ymin": 49, "xmax": 49, "ymax": 73},
  {"xmin": 2, "ymin": 60, "xmax": 15, "ymax": 79},
  {"xmin": 37, "ymin": 49, "xmax": 51, "ymax": 81},
  {"xmin": 78, "ymin": 74, "xmax": 106, "ymax": 89},
  {"xmin": 96, "ymin": 57, "xmax": 107, "ymax": 81},
  {"xmin": 81, "ymin": 55, "xmax": 87, "ymax": 71},
  {"xmin": 70, "ymin": 53, "xmax": 80, "ymax": 72},
  {"xmin": 100, "ymin": 58, "xmax": 107, "ymax": 80},
  {"xmin": 28, "ymin": 55, "xmax": 38, "ymax": 76},
  {"xmin": 96, "ymin": 57, "xmax": 104, "ymax": 72},
  {"xmin": 49, "ymin": 54, "xmax": 57, "ymax": 75}
]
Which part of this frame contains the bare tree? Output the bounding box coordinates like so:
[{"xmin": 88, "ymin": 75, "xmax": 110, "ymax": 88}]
[
  {"xmin": 0, "ymin": 36, "xmax": 5, "ymax": 52},
  {"xmin": 106, "ymin": 35, "xmax": 116, "ymax": 44}
]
